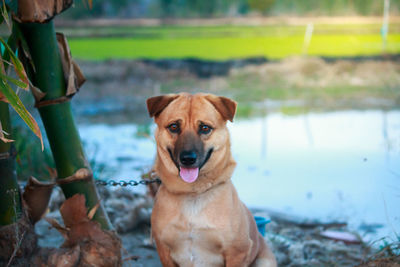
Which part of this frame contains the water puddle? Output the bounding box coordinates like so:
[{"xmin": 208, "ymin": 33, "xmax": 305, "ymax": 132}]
[{"xmin": 78, "ymin": 109, "xmax": 400, "ymax": 244}]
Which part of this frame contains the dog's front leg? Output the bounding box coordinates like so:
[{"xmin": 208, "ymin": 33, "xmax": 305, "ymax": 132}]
[
  {"xmin": 154, "ymin": 240, "xmax": 178, "ymax": 267},
  {"xmin": 224, "ymin": 250, "xmax": 249, "ymax": 267}
]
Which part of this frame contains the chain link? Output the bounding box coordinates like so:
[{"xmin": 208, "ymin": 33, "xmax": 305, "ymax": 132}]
[
  {"xmin": 95, "ymin": 178, "xmax": 161, "ymax": 187},
  {"xmin": 18, "ymin": 177, "xmax": 161, "ymax": 188}
]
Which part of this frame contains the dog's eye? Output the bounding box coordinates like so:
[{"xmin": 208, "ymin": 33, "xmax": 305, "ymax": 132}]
[
  {"xmin": 167, "ymin": 123, "xmax": 180, "ymax": 133},
  {"xmin": 199, "ymin": 124, "xmax": 212, "ymax": 135}
]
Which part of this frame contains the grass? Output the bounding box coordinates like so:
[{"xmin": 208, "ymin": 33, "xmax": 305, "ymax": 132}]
[
  {"xmin": 65, "ymin": 23, "xmax": 400, "ymax": 60},
  {"xmin": 69, "ymin": 34, "xmax": 400, "ymax": 60},
  {"xmin": 150, "ymin": 54, "xmax": 400, "ymax": 116}
]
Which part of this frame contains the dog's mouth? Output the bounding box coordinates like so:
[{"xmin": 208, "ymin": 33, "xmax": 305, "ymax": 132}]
[{"xmin": 167, "ymin": 148, "xmax": 213, "ymax": 183}]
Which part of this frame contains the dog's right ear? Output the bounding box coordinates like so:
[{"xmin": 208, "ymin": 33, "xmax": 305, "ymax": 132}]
[
  {"xmin": 204, "ymin": 94, "xmax": 237, "ymax": 122},
  {"xmin": 146, "ymin": 94, "xmax": 179, "ymax": 118}
]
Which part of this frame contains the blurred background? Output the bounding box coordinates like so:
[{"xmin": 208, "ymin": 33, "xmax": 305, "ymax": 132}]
[{"xmin": 10, "ymin": 0, "xmax": 400, "ymax": 249}]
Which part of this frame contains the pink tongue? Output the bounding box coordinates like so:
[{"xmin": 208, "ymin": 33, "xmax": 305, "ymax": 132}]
[{"xmin": 179, "ymin": 167, "xmax": 199, "ymax": 183}]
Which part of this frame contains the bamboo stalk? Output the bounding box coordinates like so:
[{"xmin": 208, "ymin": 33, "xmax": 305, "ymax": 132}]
[
  {"xmin": 18, "ymin": 21, "xmax": 111, "ymax": 230},
  {"xmin": 0, "ymin": 102, "xmax": 22, "ymax": 226}
]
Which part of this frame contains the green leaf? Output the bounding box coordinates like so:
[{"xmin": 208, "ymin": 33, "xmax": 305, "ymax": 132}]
[
  {"xmin": 7, "ymin": 22, "xmax": 17, "ymax": 51},
  {"xmin": 0, "ymin": 37, "xmax": 29, "ymax": 88},
  {"xmin": 0, "ymin": 73, "xmax": 27, "ymax": 89},
  {"xmin": 1, "ymin": 0, "xmax": 10, "ymax": 30},
  {"xmin": 0, "ymin": 80, "xmax": 43, "ymax": 149}
]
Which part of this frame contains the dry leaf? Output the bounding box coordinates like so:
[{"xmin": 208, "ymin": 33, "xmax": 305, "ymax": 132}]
[
  {"xmin": 29, "ymin": 81, "xmax": 46, "ymax": 102},
  {"xmin": 47, "ymin": 245, "xmax": 80, "ymax": 267},
  {"xmin": 56, "ymin": 33, "xmax": 86, "ymax": 97},
  {"xmin": 57, "ymin": 168, "xmax": 92, "ymax": 185},
  {"xmin": 14, "ymin": 0, "xmax": 73, "ymax": 23},
  {"xmin": 64, "ymin": 221, "xmax": 106, "ymax": 247},
  {"xmin": 22, "ymin": 177, "xmax": 55, "ymax": 224},
  {"xmin": 0, "ymin": 121, "xmax": 14, "ymax": 143},
  {"xmin": 45, "ymin": 217, "xmax": 69, "ymax": 239},
  {"xmin": 87, "ymin": 201, "xmax": 100, "ymax": 221},
  {"xmin": 59, "ymin": 194, "xmax": 89, "ymax": 228},
  {"xmin": 80, "ymin": 234, "xmax": 121, "ymax": 266},
  {"xmin": 43, "ymin": 194, "xmax": 122, "ymax": 266}
]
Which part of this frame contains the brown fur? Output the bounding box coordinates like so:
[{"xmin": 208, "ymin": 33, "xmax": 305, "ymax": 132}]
[{"xmin": 147, "ymin": 93, "xmax": 276, "ymax": 267}]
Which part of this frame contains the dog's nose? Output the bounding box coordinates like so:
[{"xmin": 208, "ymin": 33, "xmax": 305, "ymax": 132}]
[{"xmin": 179, "ymin": 151, "xmax": 197, "ymax": 166}]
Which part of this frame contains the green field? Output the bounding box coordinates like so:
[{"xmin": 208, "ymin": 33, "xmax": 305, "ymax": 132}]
[{"xmin": 65, "ymin": 23, "xmax": 400, "ymax": 60}]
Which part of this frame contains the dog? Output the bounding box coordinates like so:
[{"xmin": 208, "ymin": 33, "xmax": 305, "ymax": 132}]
[{"xmin": 146, "ymin": 93, "xmax": 276, "ymax": 267}]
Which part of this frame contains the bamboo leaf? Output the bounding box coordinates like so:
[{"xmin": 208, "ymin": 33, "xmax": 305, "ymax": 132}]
[
  {"xmin": 0, "ymin": 80, "xmax": 43, "ymax": 149},
  {"xmin": 0, "ymin": 37, "xmax": 29, "ymax": 89},
  {"xmin": 7, "ymin": 21, "xmax": 17, "ymax": 52},
  {"xmin": 0, "ymin": 73, "xmax": 28, "ymax": 89},
  {"xmin": 1, "ymin": 0, "xmax": 10, "ymax": 30}
]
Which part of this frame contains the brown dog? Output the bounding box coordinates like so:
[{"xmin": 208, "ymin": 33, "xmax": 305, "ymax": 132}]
[{"xmin": 147, "ymin": 93, "xmax": 276, "ymax": 267}]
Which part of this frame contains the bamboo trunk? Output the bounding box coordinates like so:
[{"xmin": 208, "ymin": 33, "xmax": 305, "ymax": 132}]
[
  {"xmin": 18, "ymin": 21, "xmax": 111, "ymax": 230},
  {"xmin": 0, "ymin": 102, "xmax": 21, "ymax": 226}
]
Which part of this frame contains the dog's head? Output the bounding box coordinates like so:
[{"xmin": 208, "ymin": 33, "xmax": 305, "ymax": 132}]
[{"xmin": 147, "ymin": 93, "xmax": 237, "ymax": 193}]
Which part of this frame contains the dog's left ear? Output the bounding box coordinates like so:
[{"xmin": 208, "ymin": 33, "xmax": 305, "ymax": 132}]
[
  {"xmin": 205, "ymin": 95, "xmax": 237, "ymax": 122},
  {"xmin": 146, "ymin": 94, "xmax": 179, "ymax": 118}
]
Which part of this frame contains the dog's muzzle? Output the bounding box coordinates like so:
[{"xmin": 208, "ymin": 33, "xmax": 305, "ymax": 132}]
[
  {"xmin": 167, "ymin": 148, "xmax": 213, "ymax": 172},
  {"xmin": 179, "ymin": 150, "xmax": 198, "ymax": 167}
]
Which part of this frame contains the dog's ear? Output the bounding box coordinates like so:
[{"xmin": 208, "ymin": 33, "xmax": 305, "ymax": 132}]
[
  {"xmin": 146, "ymin": 94, "xmax": 179, "ymax": 118},
  {"xmin": 205, "ymin": 95, "xmax": 237, "ymax": 122}
]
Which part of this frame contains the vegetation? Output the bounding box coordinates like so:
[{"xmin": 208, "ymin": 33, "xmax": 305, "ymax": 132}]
[
  {"xmin": 0, "ymin": 102, "xmax": 21, "ymax": 226},
  {"xmin": 0, "ymin": 2, "xmax": 40, "ymax": 228},
  {"xmin": 18, "ymin": 21, "xmax": 112, "ymax": 230},
  {"xmin": 60, "ymin": 0, "xmax": 400, "ymax": 18},
  {"xmin": 1, "ymin": 0, "xmax": 121, "ymax": 264},
  {"xmin": 63, "ymin": 23, "xmax": 400, "ymax": 60},
  {"xmin": 13, "ymin": 125, "xmax": 55, "ymax": 182}
]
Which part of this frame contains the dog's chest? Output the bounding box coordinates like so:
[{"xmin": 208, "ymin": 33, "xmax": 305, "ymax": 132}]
[{"xmin": 159, "ymin": 196, "xmax": 227, "ymax": 266}]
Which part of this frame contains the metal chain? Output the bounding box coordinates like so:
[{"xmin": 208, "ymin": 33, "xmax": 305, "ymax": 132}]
[
  {"xmin": 18, "ymin": 177, "xmax": 161, "ymax": 188},
  {"xmin": 95, "ymin": 178, "xmax": 161, "ymax": 187}
]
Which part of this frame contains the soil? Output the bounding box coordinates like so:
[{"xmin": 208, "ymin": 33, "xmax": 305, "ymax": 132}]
[{"xmin": 33, "ymin": 186, "xmax": 399, "ymax": 267}]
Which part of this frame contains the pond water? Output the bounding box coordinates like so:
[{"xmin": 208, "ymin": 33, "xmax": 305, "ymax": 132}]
[{"xmin": 78, "ymin": 109, "xmax": 400, "ymax": 244}]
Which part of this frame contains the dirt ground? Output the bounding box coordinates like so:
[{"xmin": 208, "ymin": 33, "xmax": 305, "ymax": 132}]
[{"xmin": 33, "ymin": 186, "xmax": 399, "ymax": 267}]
